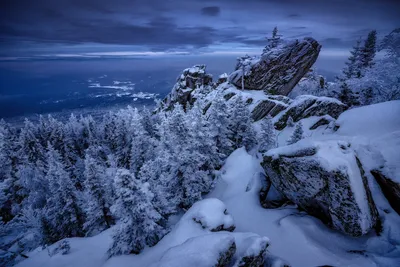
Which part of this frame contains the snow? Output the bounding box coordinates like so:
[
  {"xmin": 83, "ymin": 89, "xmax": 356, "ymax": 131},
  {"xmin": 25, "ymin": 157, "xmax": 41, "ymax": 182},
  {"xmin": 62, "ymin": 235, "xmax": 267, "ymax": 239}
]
[
  {"xmin": 184, "ymin": 198, "xmax": 234, "ymax": 231},
  {"xmin": 15, "ymin": 230, "xmax": 112, "ymax": 267},
  {"xmin": 13, "ymin": 101, "xmax": 400, "ymax": 267},
  {"xmin": 334, "ymin": 100, "xmax": 400, "ymax": 182},
  {"xmin": 149, "ymin": 233, "xmax": 234, "ymax": 267},
  {"xmin": 208, "ymin": 147, "xmax": 382, "ymax": 267},
  {"xmin": 336, "ymin": 100, "xmax": 400, "ymax": 138}
]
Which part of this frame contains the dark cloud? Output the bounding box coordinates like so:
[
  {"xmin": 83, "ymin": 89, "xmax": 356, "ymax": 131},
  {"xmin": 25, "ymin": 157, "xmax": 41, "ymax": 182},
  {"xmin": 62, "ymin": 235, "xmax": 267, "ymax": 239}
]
[
  {"xmin": 0, "ymin": 0, "xmax": 399, "ymax": 56},
  {"xmin": 288, "ymin": 14, "xmax": 301, "ymax": 18},
  {"xmin": 201, "ymin": 6, "xmax": 221, "ymax": 16}
]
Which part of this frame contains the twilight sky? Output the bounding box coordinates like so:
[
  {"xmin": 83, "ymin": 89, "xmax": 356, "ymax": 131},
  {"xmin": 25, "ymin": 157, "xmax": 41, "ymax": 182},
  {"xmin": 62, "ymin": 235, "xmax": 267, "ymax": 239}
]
[{"xmin": 0, "ymin": 0, "xmax": 399, "ymax": 58}]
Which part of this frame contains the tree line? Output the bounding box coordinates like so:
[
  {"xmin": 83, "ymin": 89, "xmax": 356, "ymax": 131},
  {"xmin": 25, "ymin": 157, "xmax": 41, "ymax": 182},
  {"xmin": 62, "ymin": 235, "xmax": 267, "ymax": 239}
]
[{"xmin": 0, "ymin": 94, "xmax": 278, "ymax": 261}]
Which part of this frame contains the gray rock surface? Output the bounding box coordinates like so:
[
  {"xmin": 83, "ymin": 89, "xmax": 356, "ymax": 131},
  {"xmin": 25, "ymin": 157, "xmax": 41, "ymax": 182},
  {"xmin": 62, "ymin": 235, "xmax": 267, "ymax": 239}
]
[
  {"xmin": 371, "ymin": 170, "xmax": 400, "ymax": 215},
  {"xmin": 159, "ymin": 65, "xmax": 213, "ymax": 110},
  {"xmin": 251, "ymin": 95, "xmax": 291, "ymax": 121},
  {"xmin": 261, "ymin": 140, "xmax": 380, "ymax": 236},
  {"xmin": 229, "ymin": 38, "xmax": 321, "ymax": 95},
  {"xmin": 274, "ymin": 95, "xmax": 347, "ymax": 130}
]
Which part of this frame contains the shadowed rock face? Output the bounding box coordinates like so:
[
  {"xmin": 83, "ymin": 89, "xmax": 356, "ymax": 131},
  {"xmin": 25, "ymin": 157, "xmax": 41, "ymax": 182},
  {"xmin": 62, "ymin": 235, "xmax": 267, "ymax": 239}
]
[
  {"xmin": 251, "ymin": 95, "xmax": 291, "ymax": 121},
  {"xmin": 274, "ymin": 96, "xmax": 348, "ymax": 130},
  {"xmin": 229, "ymin": 38, "xmax": 321, "ymax": 95},
  {"xmin": 261, "ymin": 141, "xmax": 380, "ymax": 236},
  {"xmin": 371, "ymin": 170, "xmax": 400, "ymax": 215},
  {"xmin": 160, "ymin": 65, "xmax": 213, "ymax": 111}
]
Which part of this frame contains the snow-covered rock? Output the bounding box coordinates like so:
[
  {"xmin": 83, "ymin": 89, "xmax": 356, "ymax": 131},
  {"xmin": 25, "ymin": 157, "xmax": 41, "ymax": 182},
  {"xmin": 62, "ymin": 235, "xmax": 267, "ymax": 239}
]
[
  {"xmin": 274, "ymin": 95, "xmax": 347, "ymax": 130},
  {"xmin": 251, "ymin": 95, "xmax": 291, "ymax": 121},
  {"xmin": 150, "ymin": 233, "xmax": 236, "ymax": 267},
  {"xmin": 262, "ymin": 140, "xmax": 380, "ymax": 236},
  {"xmin": 216, "ymin": 73, "xmax": 229, "ymax": 86},
  {"xmin": 159, "ymin": 65, "xmax": 213, "ymax": 110},
  {"xmin": 232, "ymin": 234, "xmax": 270, "ymax": 267},
  {"xmin": 229, "ymin": 38, "xmax": 321, "ymax": 95},
  {"xmin": 185, "ymin": 198, "xmax": 235, "ymax": 232}
]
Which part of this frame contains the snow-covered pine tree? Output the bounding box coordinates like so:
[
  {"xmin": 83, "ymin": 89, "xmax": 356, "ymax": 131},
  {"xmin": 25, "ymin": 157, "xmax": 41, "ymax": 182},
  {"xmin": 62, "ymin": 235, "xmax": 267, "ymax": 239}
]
[
  {"xmin": 207, "ymin": 96, "xmax": 234, "ymax": 159},
  {"xmin": 83, "ymin": 148, "xmax": 114, "ymax": 235},
  {"xmin": 178, "ymin": 102, "xmax": 217, "ymax": 208},
  {"xmin": 229, "ymin": 96, "xmax": 257, "ymax": 151},
  {"xmin": 359, "ymin": 30, "xmax": 377, "ymax": 71},
  {"xmin": 287, "ymin": 122, "xmax": 304, "ymax": 145},
  {"xmin": 343, "ymin": 39, "xmax": 362, "ymax": 79},
  {"xmin": 263, "ymin": 26, "xmax": 283, "ymax": 54},
  {"xmin": 259, "ymin": 116, "xmax": 277, "ymax": 153},
  {"xmin": 63, "ymin": 114, "xmax": 86, "ymax": 190},
  {"xmin": 0, "ymin": 120, "xmax": 16, "ymax": 223},
  {"xmin": 128, "ymin": 107, "xmax": 155, "ymax": 175},
  {"xmin": 108, "ymin": 169, "xmax": 166, "ymax": 257},
  {"xmin": 43, "ymin": 143, "xmax": 84, "ymax": 244},
  {"xmin": 380, "ymin": 28, "xmax": 400, "ymax": 57},
  {"xmin": 338, "ymin": 82, "xmax": 359, "ymax": 107},
  {"xmin": 139, "ymin": 150, "xmax": 181, "ymax": 217}
]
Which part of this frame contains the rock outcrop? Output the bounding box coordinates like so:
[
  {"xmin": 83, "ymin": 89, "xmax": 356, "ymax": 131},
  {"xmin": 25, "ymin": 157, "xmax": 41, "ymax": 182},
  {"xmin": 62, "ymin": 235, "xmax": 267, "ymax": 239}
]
[
  {"xmin": 233, "ymin": 235, "xmax": 270, "ymax": 267},
  {"xmin": 274, "ymin": 95, "xmax": 347, "ymax": 130},
  {"xmin": 159, "ymin": 65, "xmax": 213, "ymax": 110},
  {"xmin": 251, "ymin": 95, "xmax": 291, "ymax": 121},
  {"xmin": 262, "ymin": 140, "xmax": 380, "ymax": 236},
  {"xmin": 371, "ymin": 170, "xmax": 400, "ymax": 215},
  {"xmin": 229, "ymin": 38, "xmax": 321, "ymax": 95}
]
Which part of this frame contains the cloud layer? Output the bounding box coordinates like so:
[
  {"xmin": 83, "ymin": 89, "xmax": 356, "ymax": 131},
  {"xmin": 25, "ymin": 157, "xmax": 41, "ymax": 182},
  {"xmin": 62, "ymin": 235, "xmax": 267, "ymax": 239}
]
[{"xmin": 1, "ymin": 0, "xmax": 399, "ymax": 56}]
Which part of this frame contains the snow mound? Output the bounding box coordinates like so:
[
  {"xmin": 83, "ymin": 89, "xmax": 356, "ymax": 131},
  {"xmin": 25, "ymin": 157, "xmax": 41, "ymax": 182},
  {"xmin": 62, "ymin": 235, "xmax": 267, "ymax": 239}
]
[
  {"xmin": 336, "ymin": 100, "xmax": 400, "ymax": 138},
  {"xmin": 184, "ymin": 198, "xmax": 235, "ymax": 232},
  {"xmin": 150, "ymin": 233, "xmax": 235, "ymax": 267}
]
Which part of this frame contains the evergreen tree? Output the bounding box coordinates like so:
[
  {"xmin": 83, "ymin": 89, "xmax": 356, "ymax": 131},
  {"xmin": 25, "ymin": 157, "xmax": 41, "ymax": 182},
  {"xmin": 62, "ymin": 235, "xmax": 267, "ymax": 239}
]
[
  {"xmin": 338, "ymin": 82, "xmax": 359, "ymax": 106},
  {"xmin": 229, "ymin": 96, "xmax": 257, "ymax": 151},
  {"xmin": 343, "ymin": 39, "xmax": 362, "ymax": 78},
  {"xmin": 178, "ymin": 103, "xmax": 218, "ymax": 208},
  {"xmin": 43, "ymin": 143, "xmax": 84, "ymax": 243},
  {"xmin": 259, "ymin": 116, "xmax": 277, "ymax": 153},
  {"xmin": 359, "ymin": 30, "xmax": 377, "ymax": 70},
  {"xmin": 380, "ymin": 28, "xmax": 400, "ymax": 57},
  {"xmin": 139, "ymin": 151, "xmax": 181, "ymax": 216},
  {"xmin": 207, "ymin": 96, "xmax": 233, "ymax": 160},
  {"xmin": 83, "ymin": 149, "xmax": 114, "ymax": 235},
  {"xmin": 0, "ymin": 121, "xmax": 16, "ymax": 222},
  {"xmin": 287, "ymin": 122, "xmax": 304, "ymax": 145},
  {"xmin": 263, "ymin": 26, "xmax": 282, "ymax": 54},
  {"xmin": 108, "ymin": 169, "xmax": 166, "ymax": 257},
  {"xmin": 129, "ymin": 108, "xmax": 155, "ymax": 175}
]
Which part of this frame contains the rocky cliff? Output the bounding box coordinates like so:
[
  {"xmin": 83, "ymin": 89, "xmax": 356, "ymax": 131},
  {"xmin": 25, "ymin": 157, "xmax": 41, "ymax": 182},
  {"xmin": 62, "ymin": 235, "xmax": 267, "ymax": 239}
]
[{"xmin": 229, "ymin": 38, "xmax": 321, "ymax": 95}]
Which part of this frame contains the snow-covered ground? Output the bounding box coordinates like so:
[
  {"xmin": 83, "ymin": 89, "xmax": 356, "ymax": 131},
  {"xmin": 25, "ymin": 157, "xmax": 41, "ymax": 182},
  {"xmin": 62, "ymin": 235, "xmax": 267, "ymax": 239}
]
[{"xmin": 15, "ymin": 101, "xmax": 400, "ymax": 267}]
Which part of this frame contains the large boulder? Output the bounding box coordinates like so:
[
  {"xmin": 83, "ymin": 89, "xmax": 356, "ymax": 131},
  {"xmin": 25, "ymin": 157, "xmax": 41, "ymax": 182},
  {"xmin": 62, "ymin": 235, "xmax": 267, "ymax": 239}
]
[
  {"xmin": 261, "ymin": 140, "xmax": 380, "ymax": 236},
  {"xmin": 159, "ymin": 65, "xmax": 213, "ymax": 110},
  {"xmin": 229, "ymin": 38, "xmax": 321, "ymax": 95},
  {"xmin": 274, "ymin": 95, "xmax": 348, "ymax": 130}
]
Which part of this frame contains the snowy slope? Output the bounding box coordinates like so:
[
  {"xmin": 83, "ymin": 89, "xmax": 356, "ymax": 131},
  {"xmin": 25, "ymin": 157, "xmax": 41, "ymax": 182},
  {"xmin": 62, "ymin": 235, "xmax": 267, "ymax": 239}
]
[{"xmin": 14, "ymin": 101, "xmax": 400, "ymax": 267}]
